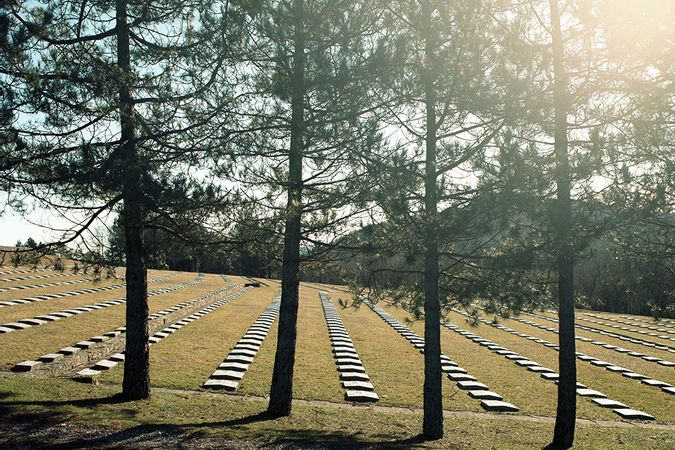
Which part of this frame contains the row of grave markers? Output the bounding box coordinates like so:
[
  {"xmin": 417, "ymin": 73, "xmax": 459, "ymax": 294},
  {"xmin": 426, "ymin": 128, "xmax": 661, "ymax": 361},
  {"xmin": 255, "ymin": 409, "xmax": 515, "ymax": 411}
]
[
  {"xmin": 0, "ymin": 273, "xmax": 197, "ymax": 334},
  {"xmin": 525, "ymin": 312, "xmax": 675, "ymax": 354},
  {"xmin": 362, "ymin": 298, "xmax": 519, "ymax": 412},
  {"xmin": 320, "ymin": 292, "xmax": 379, "ymax": 402},
  {"xmin": 510, "ymin": 316, "xmax": 675, "ymax": 369},
  {"xmin": 447, "ymin": 309, "xmax": 660, "ymax": 420},
  {"xmin": 203, "ymin": 295, "xmax": 280, "ymax": 391},
  {"xmin": 0, "ymin": 272, "xmax": 183, "ymax": 308},
  {"xmin": 75, "ymin": 285, "xmax": 252, "ymax": 378},
  {"xmin": 11, "ymin": 282, "xmax": 237, "ymax": 372}
]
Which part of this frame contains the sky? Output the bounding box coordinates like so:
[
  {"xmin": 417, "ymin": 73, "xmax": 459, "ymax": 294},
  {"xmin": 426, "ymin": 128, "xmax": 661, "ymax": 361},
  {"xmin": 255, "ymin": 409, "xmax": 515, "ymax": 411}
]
[{"xmin": 0, "ymin": 206, "xmax": 68, "ymax": 246}]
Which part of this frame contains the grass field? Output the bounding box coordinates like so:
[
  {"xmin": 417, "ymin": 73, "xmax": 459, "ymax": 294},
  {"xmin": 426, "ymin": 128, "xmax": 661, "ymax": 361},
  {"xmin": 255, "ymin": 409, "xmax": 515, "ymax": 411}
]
[{"xmin": 1, "ymin": 267, "xmax": 674, "ymax": 448}]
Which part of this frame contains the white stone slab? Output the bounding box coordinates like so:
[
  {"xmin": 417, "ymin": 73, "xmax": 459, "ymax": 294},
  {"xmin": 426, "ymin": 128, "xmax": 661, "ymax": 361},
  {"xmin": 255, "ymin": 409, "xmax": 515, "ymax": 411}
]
[
  {"xmin": 212, "ymin": 370, "xmax": 245, "ymax": 380},
  {"xmin": 468, "ymin": 390, "xmax": 503, "ymax": 400},
  {"xmin": 612, "ymin": 408, "xmax": 654, "ymax": 420},
  {"xmin": 576, "ymin": 389, "xmax": 606, "ymax": 398},
  {"xmin": 75, "ymin": 341, "xmax": 96, "ymax": 349},
  {"xmin": 447, "ymin": 373, "xmax": 477, "ymax": 382},
  {"xmin": 218, "ymin": 362, "xmax": 250, "ymax": 371},
  {"xmin": 13, "ymin": 360, "xmax": 42, "ymax": 371},
  {"xmin": 515, "ymin": 360, "xmax": 539, "ymax": 367},
  {"xmin": 662, "ymin": 387, "xmax": 675, "ymax": 395},
  {"xmin": 226, "ymin": 355, "xmax": 254, "ymax": 364},
  {"xmin": 59, "ymin": 347, "xmax": 81, "ymax": 355},
  {"xmin": 339, "ymin": 372, "xmax": 370, "ymax": 382},
  {"xmin": 337, "ymin": 364, "xmax": 365, "ymax": 373},
  {"xmin": 641, "ymin": 379, "xmax": 672, "ymax": 388},
  {"xmin": 480, "ymin": 400, "xmax": 519, "ymax": 412},
  {"xmin": 336, "ymin": 358, "xmax": 362, "ymax": 366},
  {"xmin": 344, "ymin": 390, "xmax": 379, "ymax": 402},
  {"xmin": 457, "ymin": 381, "xmax": 489, "ymax": 391},
  {"xmin": 4, "ymin": 322, "xmax": 31, "ymax": 330},
  {"xmin": 90, "ymin": 336, "xmax": 108, "ymax": 343},
  {"xmin": 204, "ymin": 379, "xmax": 238, "ymax": 391},
  {"xmin": 541, "ymin": 373, "xmax": 560, "ymax": 381},
  {"xmin": 75, "ymin": 368, "xmax": 100, "ymax": 377},
  {"xmin": 38, "ymin": 353, "xmax": 63, "ymax": 363},
  {"xmin": 592, "ymin": 398, "xmax": 628, "ymax": 408},
  {"xmin": 109, "ymin": 353, "xmax": 125, "ymax": 362},
  {"xmin": 342, "ymin": 380, "xmax": 374, "ymax": 391},
  {"xmin": 590, "ymin": 360, "xmax": 611, "ymax": 367},
  {"xmin": 94, "ymin": 360, "xmax": 118, "ymax": 370}
]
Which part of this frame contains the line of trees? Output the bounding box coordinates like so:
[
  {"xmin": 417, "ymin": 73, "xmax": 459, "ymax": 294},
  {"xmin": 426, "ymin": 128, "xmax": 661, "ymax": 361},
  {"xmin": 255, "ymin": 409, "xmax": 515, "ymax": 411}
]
[{"xmin": 1, "ymin": 0, "xmax": 672, "ymax": 447}]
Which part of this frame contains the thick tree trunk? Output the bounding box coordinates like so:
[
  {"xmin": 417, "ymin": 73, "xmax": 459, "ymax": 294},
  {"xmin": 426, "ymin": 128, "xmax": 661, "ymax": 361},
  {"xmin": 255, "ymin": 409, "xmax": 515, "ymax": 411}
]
[
  {"xmin": 549, "ymin": 1, "xmax": 576, "ymax": 447},
  {"xmin": 267, "ymin": 0, "xmax": 305, "ymax": 418},
  {"xmin": 421, "ymin": 0, "xmax": 443, "ymax": 440},
  {"xmin": 117, "ymin": 0, "xmax": 150, "ymax": 401}
]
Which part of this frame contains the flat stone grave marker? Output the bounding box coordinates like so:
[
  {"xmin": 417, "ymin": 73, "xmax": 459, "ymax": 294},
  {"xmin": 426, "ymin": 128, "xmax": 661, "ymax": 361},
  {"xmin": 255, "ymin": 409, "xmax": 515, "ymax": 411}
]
[
  {"xmin": 94, "ymin": 360, "xmax": 118, "ymax": 370},
  {"xmin": 339, "ymin": 372, "xmax": 370, "ymax": 382},
  {"xmin": 621, "ymin": 372, "xmax": 647, "ymax": 380},
  {"xmin": 613, "ymin": 409, "xmax": 654, "ymax": 420},
  {"xmin": 505, "ymin": 354, "xmax": 528, "ymax": 361},
  {"xmin": 468, "ymin": 390, "xmax": 503, "ymax": 400},
  {"xmin": 457, "ymin": 381, "xmax": 489, "ymax": 391},
  {"xmin": 212, "ymin": 370, "xmax": 245, "ymax": 380},
  {"xmin": 59, "ymin": 347, "xmax": 81, "ymax": 355},
  {"xmin": 90, "ymin": 336, "xmax": 108, "ymax": 343},
  {"xmin": 342, "ymin": 380, "xmax": 374, "ymax": 391},
  {"xmin": 344, "ymin": 390, "xmax": 379, "ymax": 402},
  {"xmin": 230, "ymin": 349, "xmax": 257, "ymax": 358},
  {"xmin": 663, "ymin": 387, "xmax": 675, "ymax": 395},
  {"xmin": 447, "ymin": 373, "xmax": 477, "ymax": 382},
  {"xmin": 109, "ymin": 353, "xmax": 125, "ymax": 362},
  {"xmin": 235, "ymin": 344, "xmax": 260, "ymax": 352},
  {"xmin": 444, "ymin": 367, "xmax": 467, "ymax": 374},
  {"xmin": 38, "ymin": 354, "xmax": 63, "ymax": 363},
  {"xmin": 606, "ymin": 366, "xmax": 630, "ymax": 373},
  {"xmin": 336, "ymin": 358, "xmax": 362, "ymax": 365},
  {"xmin": 12, "ymin": 360, "xmax": 42, "ymax": 372},
  {"xmin": 590, "ymin": 360, "xmax": 612, "ymax": 367},
  {"xmin": 338, "ymin": 364, "xmax": 366, "ymax": 373},
  {"xmin": 480, "ymin": 400, "xmax": 519, "ymax": 412},
  {"xmin": 218, "ymin": 362, "xmax": 250, "ymax": 371},
  {"xmin": 592, "ymin": 398, "xmax": 628, "ymax": 408},
  {"xmin": 204, "ymin": 379, "xmax": 239, "ymax": 391},
  {"xmin": 641, "ymin": 379, "xmax": 671, "ymax": 388},
  {"xmin": 576, "ymin": 389, "xmax": 606, "ymax": 398},
  {"xmin": 75, "ymin": 341, "xmax": 95, "ymax": 349},
  {"xmin": 515, "ymin": 360, "xmax": 539, "ymax": 367},
  {"xmin": 226, "ymin": 355, "xmax": 254, "ymax": 364},
  {"xmin": 541, "ymin": 373, "xmax": 560, "ymax": 381},
  {"xmin": 75, "ymin": 368, "xmax": 100, "ymax": 378},
  {"xmin": 527, "ymin": 366, "xmax": 554, "ymax": 373},
  {"xmin": 4, "ymin": 322, "xmax": 31, "ymax": 330}
]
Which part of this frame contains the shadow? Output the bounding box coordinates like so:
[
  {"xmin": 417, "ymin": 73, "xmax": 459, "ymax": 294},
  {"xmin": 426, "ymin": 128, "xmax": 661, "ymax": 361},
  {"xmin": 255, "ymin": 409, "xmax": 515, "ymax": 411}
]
[
  {"xmin": 0, "ymin": 392, "xmax": 129, "ymax": 408},
  {"xmin": 0, "ymin": 404, "xmax": 437, "ymax": 450}
]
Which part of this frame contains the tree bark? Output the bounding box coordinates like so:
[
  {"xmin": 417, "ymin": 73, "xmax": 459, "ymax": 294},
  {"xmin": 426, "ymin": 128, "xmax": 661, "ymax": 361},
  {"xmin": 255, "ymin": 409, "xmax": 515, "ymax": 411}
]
[
  {"xmin": 549, "ymin": 1, "xmax": 576, "ymax": 447},
  {"xmin": 267, "ymin": 0, "xmax": 305, "ymax": 418},
  {"xmin": 421, "ymin": 0, "xmax": 443, "ymax": 440},
  {"xmin": 117, "ymin": 0, "xmax": 150, "ymax": 401}
]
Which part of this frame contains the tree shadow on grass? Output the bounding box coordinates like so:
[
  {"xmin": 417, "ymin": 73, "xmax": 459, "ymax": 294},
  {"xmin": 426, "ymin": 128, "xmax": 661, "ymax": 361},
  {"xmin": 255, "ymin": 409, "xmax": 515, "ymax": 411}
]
[{"xmin": 0, "ymin": 405, "xmax": 434, "ymax": 449}]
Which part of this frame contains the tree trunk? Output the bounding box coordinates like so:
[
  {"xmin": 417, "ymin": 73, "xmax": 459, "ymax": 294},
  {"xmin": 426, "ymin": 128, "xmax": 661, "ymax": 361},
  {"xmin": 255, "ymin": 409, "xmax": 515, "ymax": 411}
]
[
  {"xmin": 421, "ymin": 0, "xmax": 443, "ymax": 440},
  {"xmin": 267, "ymin": 0, "xmax": 305, "ymax": 418},
  {"xmin": 117, "ymin": 0, "xmax": 150, "ymax": 401},
  {"xmin": 549, "ymin": 1, "xmax": 576, "ymax": 447}
]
